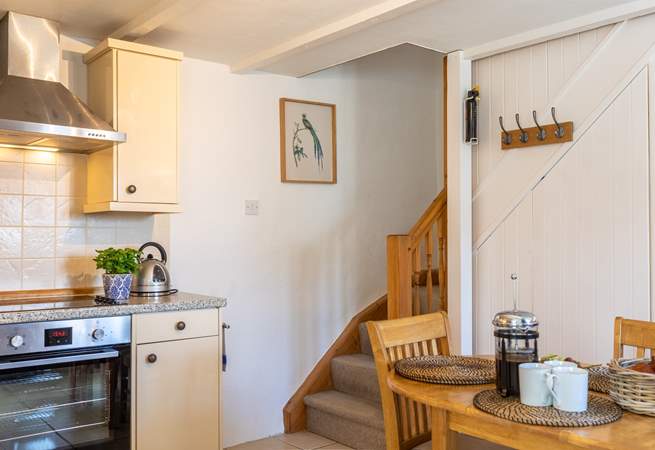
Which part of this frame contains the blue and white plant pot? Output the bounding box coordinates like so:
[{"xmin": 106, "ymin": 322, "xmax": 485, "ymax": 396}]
[{"xmin": 103, "ymin": 274, "xmax": 133, "ymax": 301}]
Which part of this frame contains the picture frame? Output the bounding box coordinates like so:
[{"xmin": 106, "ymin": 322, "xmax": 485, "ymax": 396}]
[{"xmin": 279, "ymin": 98, "xmax": 337, "ymax": 184}]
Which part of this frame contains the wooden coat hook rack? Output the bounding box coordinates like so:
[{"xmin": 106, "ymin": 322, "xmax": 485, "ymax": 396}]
[{"xmin": 500, "ymin": 107, "xmax": 573, "ymax": 150}]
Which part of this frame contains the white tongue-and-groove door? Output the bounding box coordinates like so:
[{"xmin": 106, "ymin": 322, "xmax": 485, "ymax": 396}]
[{"xmin": 473, "ymin": 16, "xmax": 655, "ymax": 364}]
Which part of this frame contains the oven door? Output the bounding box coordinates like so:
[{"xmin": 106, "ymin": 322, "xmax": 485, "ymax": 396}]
[{"xmin": 0, "ymin": 345, "xmax": 130, "ymax": 450}]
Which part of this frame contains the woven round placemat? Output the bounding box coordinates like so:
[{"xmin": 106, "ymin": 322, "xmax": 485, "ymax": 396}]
[
  {"xmin": 588, "ymin": 366, "xmax": 611, "ymax": 394},
  {"xmin": 473, "ymin": 389, "xmax": 622, "ymax": 427},
  {"xmin": 395, "ymin": 356, "xmax": 495, "ymax": 385}
]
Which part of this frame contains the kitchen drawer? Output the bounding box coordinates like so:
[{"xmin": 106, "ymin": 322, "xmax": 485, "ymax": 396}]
[{"xmin": 134, "ymin": 309, "xmax": 219, "ymax": 344}]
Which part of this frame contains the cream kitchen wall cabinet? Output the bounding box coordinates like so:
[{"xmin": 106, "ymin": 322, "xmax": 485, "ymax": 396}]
[
  {"xmin": 133, "ymin": 309, "xmax": 222, "ymax": 450},
  {"xmin": 83, "ymin": 39, "xmax": 182, "ymax": 213}
]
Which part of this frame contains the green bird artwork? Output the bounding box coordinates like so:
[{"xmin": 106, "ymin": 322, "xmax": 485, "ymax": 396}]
[
  {"xmin": 291, "ymin": 122, "xmax": 309, "ymax": 166},
  {"xmin": 302, "ymin": 113, "xmax": 324, "ymax": 169},
  {"xmin": 291, "ymin": 113, "xmax": 324, "ymax": 170}
]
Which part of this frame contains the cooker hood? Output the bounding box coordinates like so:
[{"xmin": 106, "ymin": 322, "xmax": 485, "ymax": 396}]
[{"xmin": 0, "ymin": 12, "xmax": 125, "ymax": 152}]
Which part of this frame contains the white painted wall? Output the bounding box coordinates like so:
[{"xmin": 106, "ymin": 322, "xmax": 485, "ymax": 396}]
[
  {"xmin": 168, "ymin": 44, "xmax": 443, "ymax": 446},
  {"xmin": 471, "ymin": 15, "xmax": 655, "ymax": 363}
]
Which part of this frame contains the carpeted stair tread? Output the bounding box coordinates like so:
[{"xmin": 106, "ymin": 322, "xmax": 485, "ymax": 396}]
[
  {"xmin": 304, "ymin": 390, "xmax": 384, "ymax": 430},
  {"xmin": 307, "ymin": 405, "xmax": 385, "ymax": 450},
  {"xmin": 331, "ymin": 353, "xmax": 380, "ymax": 403},
  {"xmin": 333, "ymin": 352, "xmax": 375, "ymax": 369}
]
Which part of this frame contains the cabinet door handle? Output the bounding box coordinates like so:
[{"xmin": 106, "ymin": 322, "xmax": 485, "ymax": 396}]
[
  {"xmin": 176, "ymin": 321, "xmax": 186, "ymax": 331},
  {"xmin": 126, "ymin": 185, "xmax": 137, "ymax": 194},
  {"xmin": 147, "ymin": 353, "xmax": 157, "ymax": 364},
  {"xmin": 222, "ymin": 323, "xmax": 230, "ymax": 372}
]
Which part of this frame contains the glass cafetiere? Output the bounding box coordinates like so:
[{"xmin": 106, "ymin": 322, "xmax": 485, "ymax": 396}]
[{"xmin": 493, "ymin": 274, "xmax": 539, "ymax": 397}]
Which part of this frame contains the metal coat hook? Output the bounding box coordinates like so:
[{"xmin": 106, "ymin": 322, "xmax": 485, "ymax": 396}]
[
  {"xmin": 515, "ymin": 113, "xmax": 528, "ymax": 143},
  {"xmin": 551, "ymin": 107, "xmax": 565, "ymax": 138},
  {"xmin": 532, "ymin": 111, "xmax": 546, "ymax": 141},
  {"xmin": 499, "ymin": 116, "xmax": 512, "ymax": 145}
]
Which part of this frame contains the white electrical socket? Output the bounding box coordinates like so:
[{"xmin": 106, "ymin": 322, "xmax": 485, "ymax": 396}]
[{"xmin": 245, "ymin": 200, "xmax": 259, "ymax": 216}]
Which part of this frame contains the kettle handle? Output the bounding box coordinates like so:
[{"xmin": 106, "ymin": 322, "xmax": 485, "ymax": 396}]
[{"xmin": 138, "ymin": 242, "xmax": 167, "ymax": 264}]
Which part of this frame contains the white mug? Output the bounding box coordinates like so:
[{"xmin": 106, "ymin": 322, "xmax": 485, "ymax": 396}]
[
  {"xmin": 546, "ymin": 367, "xmax": 588, "ymax": 412},
  {"xmin": 518, "ymin": 363, "xmax": 552, "ymax": 407},
  {"xmin": 544, "ymin": 360, "xmax": 578, "ymax": 369}
]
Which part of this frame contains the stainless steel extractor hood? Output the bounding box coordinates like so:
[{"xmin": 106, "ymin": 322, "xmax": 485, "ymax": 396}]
[{"xmin": 0, "ymin": 12, "xmax": 125, "ymax": 152}]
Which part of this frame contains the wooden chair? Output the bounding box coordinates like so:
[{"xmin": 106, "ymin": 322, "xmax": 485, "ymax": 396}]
[
  {"xmin": 367, "ymin": 312, "xmax": 451, "ymax": 450},
  {"xmin": 613, "ymin": 316, "xmax": 655, "ymax": 359}
]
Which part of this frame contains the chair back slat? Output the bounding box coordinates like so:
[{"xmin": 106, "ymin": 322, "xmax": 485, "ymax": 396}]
[
  {"xmin": 367, "ymin": 312, "xmax": 451, "ymax": 450},
  {"xmin": 614, "ymin": 317, "xmax": 655, "ymax": 359}
]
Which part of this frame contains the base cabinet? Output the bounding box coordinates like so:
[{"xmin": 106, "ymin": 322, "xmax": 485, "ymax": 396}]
[{"xmin": 134, "ymin": 310, "xmax": 221, "ymax": 450}]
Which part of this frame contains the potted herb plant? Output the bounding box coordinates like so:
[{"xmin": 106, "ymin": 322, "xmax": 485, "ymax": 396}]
[{"xmin": 94, "ymin": 247, "xmax": 141, "ymax": 301}]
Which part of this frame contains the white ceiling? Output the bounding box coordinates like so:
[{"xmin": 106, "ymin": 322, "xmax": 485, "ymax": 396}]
[
  {"xmin": 0, "ymin": 0, "xmax": 649, "ymax": 76},
  {"xmin": 254, "ymin": 0, "xmax": 644, "ymax": 76},
  {"xmin": 0, "ymin": 0, "xmax": 160, "ymax": 38},
  {"xmin": 139, "ymin": 0, "xmax": 392, "ymax": 65}
]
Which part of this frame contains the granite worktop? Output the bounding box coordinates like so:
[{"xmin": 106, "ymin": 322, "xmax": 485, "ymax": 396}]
[{"xmin": 0, "ymin": 291, "xmax": 227, "ymax": 324}]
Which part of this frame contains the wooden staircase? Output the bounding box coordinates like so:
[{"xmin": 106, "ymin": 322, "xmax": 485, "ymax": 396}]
[
  {"xmin": 282, "ymin": 189, "xmax": 447, "ymax": 448},
  {"xmin": 283, "ymin": 296, "xmax": 388, "ymax": 436},
  {"xmin": 303, "ymin": 323, "xmax": 386, "ymax": 449},
  {"xmin": 387, "ymin": 189, "xmax": 447, "ymax": 319}
]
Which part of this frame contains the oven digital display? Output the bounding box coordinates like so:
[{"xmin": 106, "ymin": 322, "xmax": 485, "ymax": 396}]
[{"xmin": 45, "ymin": 327, "xmax": 73, "ymax": 346}]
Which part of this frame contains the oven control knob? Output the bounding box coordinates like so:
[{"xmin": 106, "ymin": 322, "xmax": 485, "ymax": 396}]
[
  {"xmin": 9, "ymin": 335, "xmax": 23, "ymax": 348},
  {"xmin": 92, "ymin": 329, "xmax": 105, "ymax": 341}
]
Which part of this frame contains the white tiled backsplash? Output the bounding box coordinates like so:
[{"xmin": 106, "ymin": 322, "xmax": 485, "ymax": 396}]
[{"xmin": 0, "ymin": 147, "xmax": 155, "ymax": 291}]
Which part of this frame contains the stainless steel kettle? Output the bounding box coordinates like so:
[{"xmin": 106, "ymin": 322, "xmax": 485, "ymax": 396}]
[{"xmin": 131, "ymin": 242, "xmax": 172, "ymax": 295}]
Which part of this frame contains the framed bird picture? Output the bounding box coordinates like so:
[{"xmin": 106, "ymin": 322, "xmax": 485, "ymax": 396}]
[{"xmin": 279, "ymin": 98, "xmax": 336, "ymax": 184}]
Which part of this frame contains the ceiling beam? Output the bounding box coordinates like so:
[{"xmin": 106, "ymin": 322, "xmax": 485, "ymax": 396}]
[
  {"xmin": 110, "ymin": 0, "xmax": 204, "ymax": 40},
  {"xmin": 230, "ymin": 0, "xmax": 439, "ymax": 74}
]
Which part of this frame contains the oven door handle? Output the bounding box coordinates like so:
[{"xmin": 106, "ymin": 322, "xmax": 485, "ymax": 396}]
[{"xmin": 0, "ymin": 349, "xmax": 119, "ymax": 370}]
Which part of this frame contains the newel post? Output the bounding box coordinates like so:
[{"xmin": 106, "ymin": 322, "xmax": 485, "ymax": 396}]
[{"xmin": 387, "ymin": 235, "xmax": 412, "ymax": 319}]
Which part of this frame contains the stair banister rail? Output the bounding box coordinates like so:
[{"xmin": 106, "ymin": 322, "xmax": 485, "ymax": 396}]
[{"xmin": 387, "ymin": 189, "xmax": 447, "ymax": 319}]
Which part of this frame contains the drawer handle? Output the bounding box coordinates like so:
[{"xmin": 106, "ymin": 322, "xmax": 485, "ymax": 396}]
[
  {"xmin": 147, "ymin": 354, "xmax": 157, "ymax": 364},
  {"xmin": 176, "ymin": 321, "xmax": 186, "ymax": 331},
  {"xmin": 126, "ymin": 185, "xmax": 137, "ymax": 194}
]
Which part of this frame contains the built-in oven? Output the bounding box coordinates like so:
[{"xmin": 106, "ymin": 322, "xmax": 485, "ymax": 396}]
[{"xmin": 0, "ymin": 316, "xmax": 131, "ymax": 450}]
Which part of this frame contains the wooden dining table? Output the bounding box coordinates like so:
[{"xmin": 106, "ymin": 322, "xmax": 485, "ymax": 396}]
[{"xmin": 387, "ymin": 370, "xmax": 655, "ymax": 450}]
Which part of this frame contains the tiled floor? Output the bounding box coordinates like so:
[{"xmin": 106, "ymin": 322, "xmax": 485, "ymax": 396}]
[{"xmin": 227, "ymin": 431, "xmax": 353, "ymax": 450}]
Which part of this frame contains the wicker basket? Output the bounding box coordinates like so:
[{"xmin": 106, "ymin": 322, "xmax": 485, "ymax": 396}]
[{"xmin": 608, "ymin": 358, "xmax": 655, "ymax": 416}]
